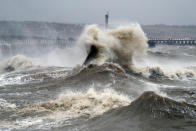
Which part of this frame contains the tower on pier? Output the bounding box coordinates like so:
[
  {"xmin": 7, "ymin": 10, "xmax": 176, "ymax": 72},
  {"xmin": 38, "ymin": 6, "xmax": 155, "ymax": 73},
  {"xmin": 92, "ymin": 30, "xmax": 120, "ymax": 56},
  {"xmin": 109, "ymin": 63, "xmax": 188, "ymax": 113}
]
[{"xmin": 105, "ymin": 12, "xmax": 109, "ymax": 28}]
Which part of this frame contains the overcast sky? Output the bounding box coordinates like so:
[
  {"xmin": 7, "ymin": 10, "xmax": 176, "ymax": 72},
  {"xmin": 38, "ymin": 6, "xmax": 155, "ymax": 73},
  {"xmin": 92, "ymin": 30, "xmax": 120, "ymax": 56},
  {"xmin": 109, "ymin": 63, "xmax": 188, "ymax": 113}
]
[{"xmin": 0, "ymin": 0, "xmax": 195, "ymax": 25}]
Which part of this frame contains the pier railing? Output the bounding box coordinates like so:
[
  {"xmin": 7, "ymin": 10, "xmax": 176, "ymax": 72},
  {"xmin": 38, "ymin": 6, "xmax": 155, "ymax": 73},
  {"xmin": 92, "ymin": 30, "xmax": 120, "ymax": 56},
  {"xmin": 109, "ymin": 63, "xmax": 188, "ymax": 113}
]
[
  {"xmin": 0, "ymin": 39, "xmax": 75, "ymax": 56},
  {"xmin": 148, "ymin": 39, "xmax": 196, "ymax": 46}
]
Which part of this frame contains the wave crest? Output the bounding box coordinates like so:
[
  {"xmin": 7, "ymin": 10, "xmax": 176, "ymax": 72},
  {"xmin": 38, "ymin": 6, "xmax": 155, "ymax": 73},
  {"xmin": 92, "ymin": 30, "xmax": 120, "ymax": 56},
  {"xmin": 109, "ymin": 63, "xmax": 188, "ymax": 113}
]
[
  {"xmin": 22, "ymin": 88, "xmax": 131, "ymax": 118},
  {"xmin": 131, "ymin": 65, "xmax": 196, "ymax": 79},
  {"xmin": 0, "ymin": 55, "xmax": 37, "ymax": 73},
  {"xmin": 80, "ymin": 24, "xmax": 148, "ymax": 67},
  {"xmin": 79, "ymin": 24, "xmax": 196, "ymax": 80}
]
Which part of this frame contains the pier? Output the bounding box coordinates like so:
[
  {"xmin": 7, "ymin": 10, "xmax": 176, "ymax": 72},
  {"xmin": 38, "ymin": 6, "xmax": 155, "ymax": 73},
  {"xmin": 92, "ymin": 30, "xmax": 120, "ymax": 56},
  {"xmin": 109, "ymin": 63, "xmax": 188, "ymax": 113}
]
[
  {"xmin": 148, "ymin": 38, "xmax": 196, "ymax": 47},
  {"xmin": 0, "ymin": 39, "xmax": 75, "ymax": 56}
]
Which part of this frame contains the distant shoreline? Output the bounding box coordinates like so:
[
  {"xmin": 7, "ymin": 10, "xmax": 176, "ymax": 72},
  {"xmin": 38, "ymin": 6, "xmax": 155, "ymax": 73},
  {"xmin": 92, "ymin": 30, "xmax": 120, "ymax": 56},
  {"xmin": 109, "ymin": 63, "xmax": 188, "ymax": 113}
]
[{"xmin": 0, "ymin": 21, "xmax": 196, "ymax": 40}]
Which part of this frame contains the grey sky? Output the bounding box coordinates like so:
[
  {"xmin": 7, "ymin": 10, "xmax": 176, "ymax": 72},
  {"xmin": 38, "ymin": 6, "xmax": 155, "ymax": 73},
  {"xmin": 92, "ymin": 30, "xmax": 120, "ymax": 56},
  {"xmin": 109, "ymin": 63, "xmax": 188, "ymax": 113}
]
[{"xmin": 0, "ymin": 0, "xmax": 195, "ymax": 25}]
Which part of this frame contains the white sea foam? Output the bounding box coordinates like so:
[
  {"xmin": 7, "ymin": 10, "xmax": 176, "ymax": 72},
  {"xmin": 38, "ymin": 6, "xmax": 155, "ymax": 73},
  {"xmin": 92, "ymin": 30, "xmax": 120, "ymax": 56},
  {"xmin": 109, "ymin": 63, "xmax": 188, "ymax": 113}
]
[
  {"xmin": 23, "ymin": 88, "xmax": 131, "ymax": 118},
  {"xmin": 0, "ymin": 98, "xmax": 16, "ymax": 110},
  {"xmin": 0, "ymin": 55, "xmax": 37, "ymax": 73},
  {"xmin": 79, "ymin": 24, "xmax": 148, "ymax": 66}
]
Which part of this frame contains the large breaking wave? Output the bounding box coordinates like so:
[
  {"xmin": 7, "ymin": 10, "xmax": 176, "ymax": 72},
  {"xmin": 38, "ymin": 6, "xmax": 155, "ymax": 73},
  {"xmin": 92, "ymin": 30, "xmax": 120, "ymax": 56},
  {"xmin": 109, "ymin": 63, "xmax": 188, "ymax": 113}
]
[
  {"xmin": 80, "ymin": 24, "xmax": 148, "ymax": 67},
  {"xmin": 79, "ymin": 24, "xmax": 196, "ymax": 79}
]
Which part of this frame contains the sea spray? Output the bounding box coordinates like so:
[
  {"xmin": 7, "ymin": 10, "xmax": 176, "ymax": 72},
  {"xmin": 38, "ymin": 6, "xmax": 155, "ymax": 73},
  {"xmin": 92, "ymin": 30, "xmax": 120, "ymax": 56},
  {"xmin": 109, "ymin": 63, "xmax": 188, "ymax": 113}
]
[
  {"xmin": 79, "ymin": 24, "xmax": 196, "ymax": 79},
  {"xmin": 79, "ymin": 24, "xmax": 148, "ymax": 66},
  {"xmin": 0, "ymin": 55, "xmax": 36, "ymax": 73}
]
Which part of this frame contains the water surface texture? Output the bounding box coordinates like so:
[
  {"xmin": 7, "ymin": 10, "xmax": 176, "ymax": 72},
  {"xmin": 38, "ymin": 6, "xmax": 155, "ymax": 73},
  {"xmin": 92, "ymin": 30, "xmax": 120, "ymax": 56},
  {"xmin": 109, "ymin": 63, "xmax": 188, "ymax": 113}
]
[{"xmin": 0, "ymin": 24, "xmax": 196, "ymax": 131}]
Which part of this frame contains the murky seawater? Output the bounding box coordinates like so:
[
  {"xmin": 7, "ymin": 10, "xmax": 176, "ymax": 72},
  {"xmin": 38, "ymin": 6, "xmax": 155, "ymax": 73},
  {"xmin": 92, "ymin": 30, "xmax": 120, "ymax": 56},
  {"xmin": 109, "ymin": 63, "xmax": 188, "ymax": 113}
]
[{"xmin": 0, "ymin": 25, "xmax": 196, "ymax": 131}]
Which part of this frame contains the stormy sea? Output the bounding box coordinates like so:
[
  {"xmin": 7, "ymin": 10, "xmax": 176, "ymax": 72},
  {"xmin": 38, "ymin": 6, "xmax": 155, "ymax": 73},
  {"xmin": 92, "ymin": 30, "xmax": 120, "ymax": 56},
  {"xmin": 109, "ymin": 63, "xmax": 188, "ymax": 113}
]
[{"xmin": 0, "ymin": 23, "xmax": 196, "ymax": 131}]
